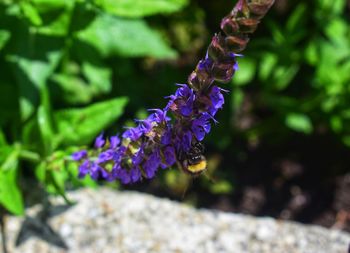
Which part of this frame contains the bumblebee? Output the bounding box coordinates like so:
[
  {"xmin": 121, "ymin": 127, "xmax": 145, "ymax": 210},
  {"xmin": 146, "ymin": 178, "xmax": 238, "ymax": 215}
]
[{"xmin": 177, "ymin": 141, "xmax": 207, "ymax": 176}]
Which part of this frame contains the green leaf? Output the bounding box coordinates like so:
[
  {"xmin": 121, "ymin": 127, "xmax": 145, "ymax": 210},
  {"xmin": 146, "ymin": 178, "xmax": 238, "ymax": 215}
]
[
  {"xmin": 77, "ymin": 14, "xmax": 177, "ymax": 58},
  {"xmin": 209, "ymin": 180, "xmax": 233, "ymax": 194},
  {"xmin": 330, "ymin": 116, "xmax": 342, "ymax": 133},
  {"xmin": 20, "ymin": 2, "xmax": 43, "ymax": 26},
  {"xmin": 35, "ymin": 160, "xmax": 72, "ymax": 204},
  {"xmin": 37, "ymin": 8, "xmax": 72, "ymax": 36},
  {"xmin": 342, "ymin": 135, "xmax": 350, "ymax": 147},
  {"xmin": 31, "ymin": 0, "xmax": 72, "ymax": 12},
  {"xmin": 285, "ymin": 113, "xmax": 313, "ymax": 134},
  {"xmin": 37, "ymin": 105, "xmax": 55, "ymax": 153},
  {"xmin": 304, "ymin": 41, "xmax": 319, "ymax": 65},
  {"xmin": 259, "ymin": 53, "xmax": 278, "ymax": 81},
  {"xmin": 0, "ymin": 29, "xmax": 11, "ymax": 50},
  {"xmin": 68, "ymin": 1, "xmax": 97, "ymax": 33},
  {"xmin": 51, "ymin": 73, "xmax": 93, "ymax": 104},
  {"xmin": 317, "ymin": 0, "xmax": 346, "ymax": 15},
  {"xmin": 231, "ymin": 87, "xmax": 244, "ymax": 110},
  {"xmin": 8, "ymin": 31, "xmax": 64, "ymax": 121},
  {"xmin": 0, "ymin": 75, "xmax": 19, "ymax": 128},
  {"xmin": 0, "ymin": 130, "xmax": 6, "ymax": 147},
  {"xmin": 233, "ymin": 57, "xmax": 256, "ymax": 86},
  {"xmin": 273, "ymin": 64, "xmax": 299, "ymax": 90},
  {"xmin": 82, "ymin": 62, "xmax": 112, "ymax": 94},
  {"xmin": 94, "ymin": 0, "xmax": 188, "ymax": 17},
  {"xmin": 53, "ymin": 97, "xmax": 128, "ymax": 147},
  {"xmin": 0, "ymin": 146, "xmax": 24, "ymax": 215},
  {"xmin": 286, "ymin": 4, "xmax": 306, "ymax": 33}
]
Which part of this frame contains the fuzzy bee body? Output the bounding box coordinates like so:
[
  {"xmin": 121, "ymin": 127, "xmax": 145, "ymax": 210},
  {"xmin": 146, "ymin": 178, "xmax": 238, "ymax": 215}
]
[{"xmin": 177, "ymin": 141, "xmax": 207, "ymax": 176}]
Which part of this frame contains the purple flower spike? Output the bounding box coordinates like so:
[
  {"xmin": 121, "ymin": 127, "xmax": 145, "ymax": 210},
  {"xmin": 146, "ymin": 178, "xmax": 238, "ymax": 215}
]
[
  {"xmin": 72, "ymin": 0, "xmax": 274, "ymax": 184},
  {"xmin": 72, "ymin": 150, "xmax": 87, "ymax": 161}
]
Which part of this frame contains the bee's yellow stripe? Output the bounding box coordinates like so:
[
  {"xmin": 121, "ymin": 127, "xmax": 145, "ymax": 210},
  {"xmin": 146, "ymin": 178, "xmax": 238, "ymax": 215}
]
[{"xmin": 187, "ymin": 160, "xmax": 207, "ymax": 173}]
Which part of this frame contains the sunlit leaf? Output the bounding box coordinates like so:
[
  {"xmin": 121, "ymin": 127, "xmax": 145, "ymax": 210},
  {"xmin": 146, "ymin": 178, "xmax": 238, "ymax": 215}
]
[
  {"xmin": 286, "ymin": 3, "xmax": 306, "ymax": 33},
  {"xmin": 285, "ymin": 113, "xmax": 313, "ymax": 134},
  {"xmin": 0, "ymin": 29, "xmax": 10, "ymax": 50},
  {"xmin": 51, "ymin": 73, "xmax": 93, "ymax": 104},
  {"xmin": 77, "ymin": 14, "xmax": 177, "ymax": 58},
  {"xmin": 209, "ymin": 180, "xmax": 233, "ymax": 194},
  {"xmin": 31, "ymin": 0, "xmax": 72, "ymax": 12},
  {"xmin": 53, "ymin": 97, "xmax": 128, "ymax": 146},
  {"xmin": 259, "ymin": 53, "xmax": 278, "ymax": 81},
  {"xmin": 8, "ymin": 30, "xmax": 64, "ymax": 121},
  {"xmin": 82, "ymin": 62, "xmax": 112, "ymax": 94},
  {"xmin": 233, "ymin": 57, "xmax": 256, "ymax": 86},
  {"xmin": 0, "ymin": 146, "xmax": 24, "ymax": 215},
  {"xmin": 20, "ymin": 2, "xmax": 42, "ymax": 26},
  {"xmin": 94, "ymin": 0, "xmax": 188, "ymax": 17},
  {"xmin": 37, "ymin": 105, "xmax": 55, "ymax": 153}
]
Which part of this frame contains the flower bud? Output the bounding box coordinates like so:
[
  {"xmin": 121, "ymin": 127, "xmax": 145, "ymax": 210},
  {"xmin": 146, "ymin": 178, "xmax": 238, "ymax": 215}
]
[
  {"xmin": 220, "ymin": 17, "xmax": 239, "ymax": 36},
  {"xmin": 248, "ymin": 1, "xmax": 275, "ymax": 19},
  {"xmin": 225, "ymin": 35, "xmax": 249, "ymax": 53},
  {"xmin": 207, "ymin": 34, "xmax": 226, "ymax": 62},
  {"xmin": 236, "ymin": 18, "xmax": 260, "ymax": 33}
]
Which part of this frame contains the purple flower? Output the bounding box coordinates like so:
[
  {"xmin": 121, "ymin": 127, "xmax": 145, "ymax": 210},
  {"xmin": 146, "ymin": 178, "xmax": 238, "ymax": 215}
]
[
  {"xmin": 90, "ymin": 163, "xmax": 107, "ymax": 180},
  {"xmin": 181, "ymin": 130, "xmax": 193, "ymax": 152},
  {"xmin": 110, "ymin": 135, "xmax": 120, "ymax": 148},
  {"xmin": 161, "ymin": 146, "xmax": 176, "ymax": 169},
  {"xmin": 122, "ymin": 127, "xmax": 143, "ymax": 141},
  {"xmin": 167, "ymin": 84, "xmax": 196, "ymax": 117},
  {"xmin": 132, "ymin": 147, "xmax": 144, "ymax": 165},
  {"xmin": 96, "ymin": 149, "xmax": 115, "ymax": 164},
  {"xmin": 138, "ymin": 119, "xmax": 153, "ymax": 134},
  {"xmin": 191, "ymin": 113, "xmax": 211, "ymax": 141},
  {"xmin": 148, "ymin": 109, "xmax": 170, "ymax": 123},
  {"xmin": 177, "ymin": 85, "xmax": 195, "ymax": 116},
  {"xmin": 208, "ymin": 86, "xmax": 226, "ymax": 116},
  {"xmin": 143, "ymin": 150, "xmax": 160, "ymax": 178},
  {"xmin": 94, "ymin": 133, "xmax": 105, "ymax": 148},
  {"xmin": 130, "ymin": 167, "xmax": 142, "ymax": 183},
  {"xmin": 72, "ymin": 150, "xmax": 87, "ymax": 161},
  {"xmin": 78, "ymin": 160, "xmax": 90, "ymax": 178},
  {"xmin": 161, "ymin": 128, "xmax": 172, "ymax": 145},
  {"xmin": 115, "ymin": 168, "xmax": 131, "ymax": 184},
  {"xmin": 197, "ymin": 53, "xmax": 214, "ymax": 72}
]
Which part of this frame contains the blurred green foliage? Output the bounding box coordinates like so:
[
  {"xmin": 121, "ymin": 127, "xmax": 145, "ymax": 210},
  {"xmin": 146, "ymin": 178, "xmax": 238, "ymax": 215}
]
[
  {"xmin": 232, "ymin": 0, "xmax": 350, "ymax": 142},
  {"xmin": 0, "ymin": 0, "xmax": 190, "ymax": 214},
  {"xmin": 0, "ymin": 0, "xmax": 350, "ymax": 214}
]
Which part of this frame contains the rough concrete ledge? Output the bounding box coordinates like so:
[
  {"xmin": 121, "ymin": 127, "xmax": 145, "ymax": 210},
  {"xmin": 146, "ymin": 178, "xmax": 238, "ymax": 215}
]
[{"xmin": 1, "ymin": 188, "xmax": 349, "ymax": 253}]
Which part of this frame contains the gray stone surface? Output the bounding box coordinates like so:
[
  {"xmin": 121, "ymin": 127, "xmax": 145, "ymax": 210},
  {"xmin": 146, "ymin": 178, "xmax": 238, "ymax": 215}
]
[{"xmin": 1, "ymin": 188, "xmax": 349, "ymax": 253}]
